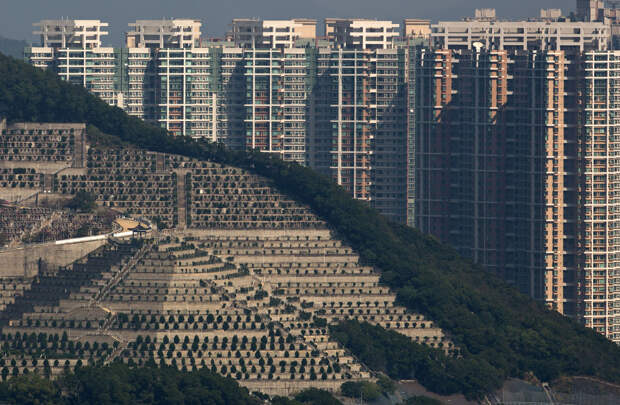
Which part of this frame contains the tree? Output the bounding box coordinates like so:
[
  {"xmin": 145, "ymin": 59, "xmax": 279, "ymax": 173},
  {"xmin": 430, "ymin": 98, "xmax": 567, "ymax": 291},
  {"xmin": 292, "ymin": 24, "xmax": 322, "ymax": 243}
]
[
  {"xmin": 294, "ymin": 388, "xmax": 343, "ymax": 405},
  {"xmin": 1, "ymin": 374, "xmax": 61, "ymax": 404},
  {"xmin": 0, "ymin": 363, "xmax": 262, "ymax": 404},
  {"xmin": 340, "ymin": 381, "xmax": 381, "ymax": 401},
  {"xmin": 66, "ymin": 191, "xmax": 96, "ymax": 213}
]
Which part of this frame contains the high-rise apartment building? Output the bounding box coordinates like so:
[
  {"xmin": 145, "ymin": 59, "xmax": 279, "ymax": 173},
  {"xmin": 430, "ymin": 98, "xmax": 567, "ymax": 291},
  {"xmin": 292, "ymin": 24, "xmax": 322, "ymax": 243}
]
[
  {"xmin": 310, "ymin": 47, "xmax": 409, "ymax": 219},
  {"xmin": 417, "ymin": 16, "xmax": 620, "ymax": 342},
  {"xmin": 123, "ymin": 19, "xmax": 204, "ymax": 135},
  {"xmin": 416, "ymin": 48, "xmax": 565, "ymax": 304},
  {"xmin": 26, "ymin": 19, "xmax": 121, "ymax": 107},
  {"xmin": 580, "ymin": 50, "xmax": 620, "ymax": 339},
  {"xmin": 573, "ymin": 1, "xmax": 620, "ymax": 49}
]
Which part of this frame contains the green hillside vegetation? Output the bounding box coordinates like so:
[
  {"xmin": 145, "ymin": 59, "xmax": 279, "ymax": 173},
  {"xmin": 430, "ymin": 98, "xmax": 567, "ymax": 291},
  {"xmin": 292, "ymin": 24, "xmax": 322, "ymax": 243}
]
[
  {"xmin": 1, "ymin": 53, "xmax": 620, "ymax": 399},
  {"xmin": 271, "ymin": 388, "xmax": 343, "ymax": 405},
  {"xmin": 331, "ymin": 320, "xmax": 500, "ymax": 397},
  {"xmin": 0, "ymin": 363, "xmax": 260, "ymax": 404},
  {"xmin": 400, "ymin": 396, "xmax": 442, "ymax": 405},
  {"xmin": 0, "ymin": 38, "xmax": 28, "ymax": 59}
]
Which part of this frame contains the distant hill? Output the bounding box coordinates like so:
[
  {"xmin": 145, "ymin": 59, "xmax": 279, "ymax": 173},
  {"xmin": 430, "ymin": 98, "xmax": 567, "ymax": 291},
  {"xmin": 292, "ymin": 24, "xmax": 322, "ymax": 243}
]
[
  {"xmin": 0, "ymin": 35, "xmax": 28, "ymax": 59},
  {"xmin": 0, "ymin": 53, "xmax": 619, "ymax": 400}
]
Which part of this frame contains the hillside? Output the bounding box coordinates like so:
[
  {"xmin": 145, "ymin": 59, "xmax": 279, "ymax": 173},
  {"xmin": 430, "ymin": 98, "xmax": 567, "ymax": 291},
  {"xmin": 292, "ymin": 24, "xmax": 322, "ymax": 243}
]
[
  {"xmin": 1, "ymin": 53, "xmax": 620, "ymax": 399},
  {"xmin": 0, "ymin": 141, "xmax": 450, "ymax": 395},
  {"xmin": 0, "ymin": 38, "xmax": 28, "ymax": 59}
]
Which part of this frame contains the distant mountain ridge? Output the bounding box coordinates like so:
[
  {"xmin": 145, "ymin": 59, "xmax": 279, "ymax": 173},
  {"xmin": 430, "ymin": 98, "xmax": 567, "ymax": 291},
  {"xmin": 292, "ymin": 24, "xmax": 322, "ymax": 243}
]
[{"xmin": 0, "ymin": 35, "xmax": 28, "ymax": 59}]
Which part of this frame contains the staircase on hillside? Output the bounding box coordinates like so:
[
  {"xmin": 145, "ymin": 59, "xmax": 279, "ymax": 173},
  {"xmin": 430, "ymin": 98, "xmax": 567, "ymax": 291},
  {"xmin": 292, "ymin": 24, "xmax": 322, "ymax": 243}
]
[
  {"xmin": 155, "ymin": 153, "xmax": 166, "ymax": 172},
  {"xmin": 72, "ymin": 130, "xmax": 86, "ymax": 168},
  {"xmin": 90, "ymin": 239, "xmax": 154, "ymax": 305},
  {"xmin": 174, "ymin": 170, "xmax": 190, "ymax": 229}
]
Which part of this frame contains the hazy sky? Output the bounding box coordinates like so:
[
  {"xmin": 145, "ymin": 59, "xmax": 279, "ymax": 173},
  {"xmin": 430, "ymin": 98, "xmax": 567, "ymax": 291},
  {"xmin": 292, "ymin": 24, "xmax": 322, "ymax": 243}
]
[{"xmin": 1, "ymin": 0, "xmax": 570, "ymax": 45}]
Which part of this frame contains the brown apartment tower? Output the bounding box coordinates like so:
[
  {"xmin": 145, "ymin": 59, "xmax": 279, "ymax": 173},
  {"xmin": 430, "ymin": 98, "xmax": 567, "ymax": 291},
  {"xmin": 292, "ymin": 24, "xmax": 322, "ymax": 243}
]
[{"xmin": 417, "ymin": 19, "xmax": 620, "ymax": 341}]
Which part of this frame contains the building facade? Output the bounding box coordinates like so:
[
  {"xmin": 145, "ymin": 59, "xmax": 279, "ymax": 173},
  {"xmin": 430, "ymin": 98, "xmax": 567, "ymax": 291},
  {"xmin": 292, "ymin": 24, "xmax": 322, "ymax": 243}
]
[
  {"xmin": 416, "ymin": 16, "xmax": 620, "ymax": 342},
  {"xmin": 580, "ymin": 50, "xmax": 620, "ymax": 340},
  {"xmin": 26, "ymin": 20, "xmax": 121, "ymax": 107}
]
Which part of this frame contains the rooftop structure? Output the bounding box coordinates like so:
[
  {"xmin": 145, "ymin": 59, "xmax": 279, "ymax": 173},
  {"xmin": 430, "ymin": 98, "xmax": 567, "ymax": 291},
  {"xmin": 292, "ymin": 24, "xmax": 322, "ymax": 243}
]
[
  {"xmin": 473, "ymin": 8, "xmax": 497, "ymax": 21},
  {"xmin": 431, "ymin": 20, "xmax": 610, "ymax": 51},
  {"xmin": 126, "ymin": 19, "xmax": 202, "ymax": 49},
  {"xmin": 539, "ymin": 9, "xmax": 563, "ymax": 21},
  {"xmin": 228, "ymin": 18, "xmax": 262, "ymax": 47},
  {"xmin": 229, "ymin": 18, "xmax": 316, "ymax": 48},
  {"xmin": 325, "ymin": 18, "xmax": 399, "ymax": 50},
  {"xmin": 402, "ymin": 19, "xmax": 431, "ymax": 39},
  {"xmin": 33, "ymin": 19, "xmax": 109, "ymax": 49}
]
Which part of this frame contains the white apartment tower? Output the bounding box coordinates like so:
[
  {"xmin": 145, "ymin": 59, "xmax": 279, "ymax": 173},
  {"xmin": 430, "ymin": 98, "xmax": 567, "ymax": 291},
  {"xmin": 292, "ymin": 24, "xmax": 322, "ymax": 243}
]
[
  {"xmin": 26, "ymin": 19, "xmax": 120, "ymax": 107},
  {"xmin": 124, "ymin": 20, "xmax": 207, "ymax": 137},
  {"xmin": 581, "ymin": 50, "xmax": 620, "ymax": 341}
]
